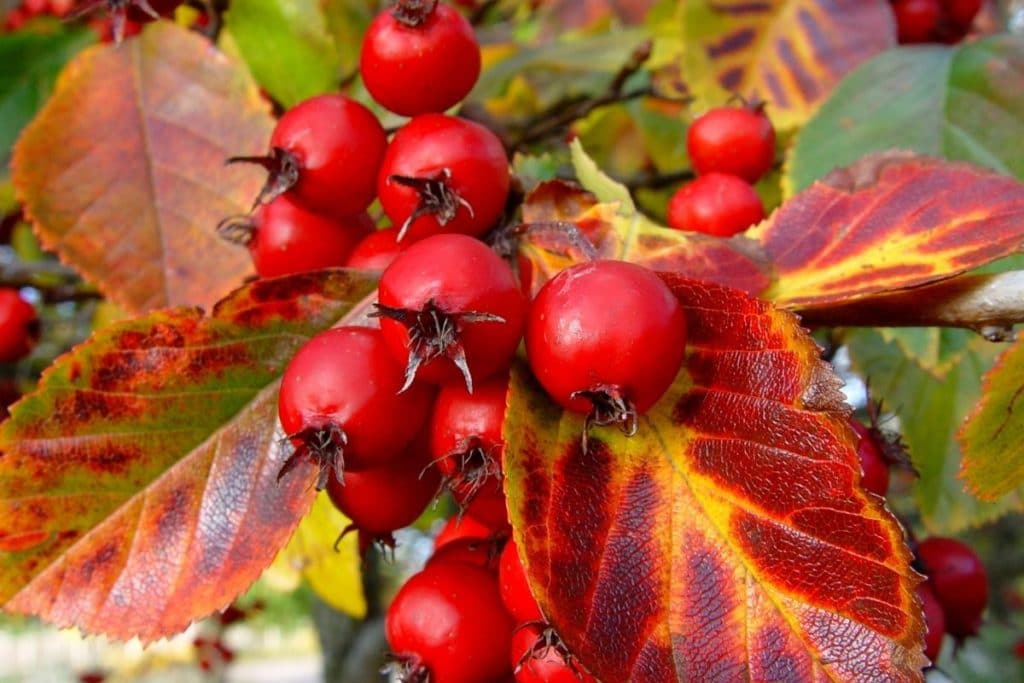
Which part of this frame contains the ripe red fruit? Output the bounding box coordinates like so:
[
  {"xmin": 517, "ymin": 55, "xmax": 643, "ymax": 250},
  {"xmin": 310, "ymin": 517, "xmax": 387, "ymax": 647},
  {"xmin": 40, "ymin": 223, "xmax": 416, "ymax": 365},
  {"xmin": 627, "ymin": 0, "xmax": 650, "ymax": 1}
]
[
  {"xmin": 219, "ymin": 195, "xmax": 373, "ymax": 278},
  {"xmin": 375, "ymin": 234, "xmax": 526, "ymax": 392},
  {"xmin": 434, "ymin": 513, "xmax": 494, "ymax": 549},
  {"xmin": 850, "ymin": 419, "xmax": 890, "ymax": 497},
  {"xmin": 917, "ymin": 537, "xmax": 988, "ymax": 638},
  {"xmin": 427, "ymin": 536, "xmax": 502, "ymax": 571},
  {"xmin": 686, "ymin": 105, "xmax": 775, "ymax": 183},
  {"xmin": 526, "ymin": 260, "xmax": 686, "ymax": 440},
  {"xmin": 499, "ymin": 537, "xmax": 543, "ymax": 623},
  {"xmin": 0, "ymin": 288, "xmax": 38, "ymax": 363},
  {"xmin": 326, "ymin": 439, "xmax": 440, "ymax": 553},
  {"xmin": 917, "ymin": 582, "xmax": 946, "ymax": 663},
  {"xmin": 378, "ymin": 114, "xmax": 509, "ymax": 241},
  {"xmin": 666, "ymin": 173, "xmax": 765, "ymax": 237},
  {"xmin": 230, "ymin": 94, "xmax": 387, "ymax": 218},
  {"xmin": 71, "ymin": 0, "xmax": 182, "ymax": 42},
  {"xmin": 942, "ymin": 0, "xmax": 981, "ymax": 29},
  {"xmin": 386, "ymin": 562, "xmax": 515, "ymax": 683},
  {"xmin": 360, "ymin": 1, "xmax": 481, "ymax": 116},
  {"xmin": 277, "ymin": 326, "xmax": 433, "ymax": 489},
  {"xmin": 510, "ymin": 624, "xmax": 597, "ymax": 683},
  {"xmin": 345, "ymin": 227, "xmax": 408, "ymax": 271},
  {"xmin": 892, "ymin": 0, "xmax": 942, "ymax": 43}
]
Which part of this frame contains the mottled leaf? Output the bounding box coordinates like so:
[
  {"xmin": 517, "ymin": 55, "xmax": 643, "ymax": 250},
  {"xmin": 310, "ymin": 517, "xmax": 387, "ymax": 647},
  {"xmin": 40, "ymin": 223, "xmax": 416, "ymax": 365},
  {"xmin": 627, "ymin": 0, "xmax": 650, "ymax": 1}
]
[
  {"xmin": 959, "ymin": 338, "xmax": 1024, "ymax": 500},
  {"xmin": 504, "ymin": 277, "xmax": 925, "ymax": 682},
  {"xmin": 787, "ymin": 35, "xmax": 1024, "ymax": 194},
  {"xmin": 679, "ymin": 0, "xmax": 895, "ymax": 129},
  {"xmin": 0, "ymin": 270, "xmax": 378, "ymax": 641},
  {"xmin": 751, "ymin": 154, "xmax": 1024, "ymax": 309},
  {"xmin": 11, "ymin": 22, "xmax": 269, "ymax": 313}
]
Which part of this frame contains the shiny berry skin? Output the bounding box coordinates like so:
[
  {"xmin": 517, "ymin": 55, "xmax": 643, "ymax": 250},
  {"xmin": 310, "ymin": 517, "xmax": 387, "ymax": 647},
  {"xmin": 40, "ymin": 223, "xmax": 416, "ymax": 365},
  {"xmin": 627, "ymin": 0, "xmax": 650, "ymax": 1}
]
[
  {"xmin": 526, "ymin": 260, "xmax": 686, "ymax": 427},
  {"xmin": 376, "ymin": 234, "xmax": 526, "ymax": 391},
  {"xmin": 917, "ymin": 582, "xmax": 946, "ymax": 663},
  {"xmin": 277, "ymin": 327, "xmax": 433, "ymax": 488},
  {"xmin": 942, "ymin": 0, "xmax": 981, "ymax": 29},
  {"xmin": 667, "ymin": 173, "xmax": 765, "ymax": 237},
  {"xmin": 360, "ymin": 1, "xmax": 481, "ymax": 116},
  {"xmin": 499, "ymin": 537, "xmax": 542, "ymax": 623},
  {"xmin": 378, "ymin": 114, "xmax": 509, "ymax": 241},
  {"xmin": 892, "ymin": 0, "xmax": 941, "ymax": 43},
  {"xmin": 686, "ymin": 106, "xmax": 775, "ymax": 183},
  {"xmin": 0, "ymin": 288, "xmax": 38, "ymax": 363},
  {"xmin": 386, "ymin": 562, "xmax": 515, "ymax": 683},
  {"xmin": 326, "ymin": 438, "xmax": 440, "ymax": 553},
  {"xmin": 850, "ymin": 419, "xmax": 890, "ymax": 498},
  {"xmin": 245, "ymin": 195, "xmax": 372, "ymax": 278},
  {"xmin": 917, "ymin": 537, "xmax": 988, "ymax": 638},
  {"xmin": 345, "ymin": 227, "xmax": 409, "ymax": 271},
  {"xmin": 435, "ymin": 513, "xmax": 494, "ymax": 549},
  {"xmin": 458, "ymin": 479, "xmax": 509, "ymax": 530},
  {"xmin": 427, "ymin": 536, "xmax": 502, "ymax": 572},
  {"xmin": 510, "ymin": 624, "xmax": 596, "ymax": 683}
]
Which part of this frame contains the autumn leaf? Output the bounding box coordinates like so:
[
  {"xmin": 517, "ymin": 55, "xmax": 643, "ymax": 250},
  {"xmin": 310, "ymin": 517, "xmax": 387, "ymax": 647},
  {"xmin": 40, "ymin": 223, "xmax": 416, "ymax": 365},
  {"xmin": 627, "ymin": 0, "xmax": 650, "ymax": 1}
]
[
  {"xmin": 751, "ymin": 153, "xmax": 1024, "ymax": 309},
  {"xmin": 504, "ymin": 276, "xmax": 925, "ymax": 682},
  {"xmin": 0, "ymin": 269, "xmax": 378, "ymax": 642},
  {"xmin": 11, "ymin": 22, "xmax": 270, "ymax": 314}
]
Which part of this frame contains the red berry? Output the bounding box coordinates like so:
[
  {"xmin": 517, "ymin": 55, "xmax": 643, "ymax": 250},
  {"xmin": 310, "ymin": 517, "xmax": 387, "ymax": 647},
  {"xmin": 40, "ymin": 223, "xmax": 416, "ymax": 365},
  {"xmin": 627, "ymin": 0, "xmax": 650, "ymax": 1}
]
[
  {"xmin": 386, "ymin": 562, "xmax": 515, "ymax": 683},
  {"xmin": 510, "ymin": 624, "xmax": 597, "ymax": 683},
  {"xmin": 124, "ymin": 0, "xmax": 183, "ymax": 23},
  {"xmin": 233, "ymin": 195, "xmax": 372, "ymax": 278},
  {"xmin": 892, "ymin": 0, "xmax": 942, "ymax": 43},
  {"xmin": 378, "ymin": 114, "xmax": 509, "ymax": 241},
  {"xmin": 434, "ymin": 513, "xmax": 494, "ymax": 549},
  {"xmin": 277, "ymin": 326, "xmax": 434, "ymax": 489},
  {"xmin": 686, "ymin": 105, "xmax": 775, "ymax": 183},
  {"xmin": 459, "ymin": 479, "xmax": 510, "ymax": 530},
  {"xmin": 917, "ymin": 582, "xmax": 946, "ymax": 663},
  {"xmin": 360, "ymin": 1, "xmax": 481, "ymax": 116},
  {"xmin": 917, "ymin": 537, "xmax": 988, "ymax": 638},
  {"xmin": 427, "ymin": 536, "xmax": 502, "ymax": 571},
  {"xmin": 850, "ymin": 419, "xmax": 890, "ymax": 498},
  {"xmin": 941, "ymin": 0, "xmax": 981, "ymax": 29},
  {"xmin": 499, "ymin": 537, "xmax": 543, "ymax": 623},
  {"xmin": 0, "ymin": 288, "xmax": 38, "ymax": 363},
  {"xmin": 326, "ymin": 438, "xmax": 440, "ymax": 553},
  {"xmin": 525, "ymin": 260, "xmax": 686, "ymax": 437},
  {"xmin": 231, "ymin": 94, "xmax": 387, "ymax": 218},
  {"xmin": 666, "ymin": 173, "xmax": 765, "ymax": 237},
  {"xmin": 345, "ymin": 227, "xmax": 409, "ymax": 271},
  {"xmin": 375, "ymin": 234, "xmax": 526, "ymax": 392}
]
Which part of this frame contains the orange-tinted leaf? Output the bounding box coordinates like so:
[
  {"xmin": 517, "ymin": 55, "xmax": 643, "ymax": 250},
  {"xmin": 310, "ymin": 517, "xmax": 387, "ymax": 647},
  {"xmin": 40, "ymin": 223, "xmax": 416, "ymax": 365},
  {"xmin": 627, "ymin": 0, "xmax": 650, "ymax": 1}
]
[
  {"xmin": 0, "ymin": 270, "xmax": 378, "ymax": 641},
  {"xmin": 504, "ymin": 276, "xmax": 925, "ymax": 681},
  {"xmin": 11, "ymin": 22, "xmax": 268, "ymax": 313},
  {"xmin": 751, "ymin": 153, "xmax": 1024, "ymax": 308}
]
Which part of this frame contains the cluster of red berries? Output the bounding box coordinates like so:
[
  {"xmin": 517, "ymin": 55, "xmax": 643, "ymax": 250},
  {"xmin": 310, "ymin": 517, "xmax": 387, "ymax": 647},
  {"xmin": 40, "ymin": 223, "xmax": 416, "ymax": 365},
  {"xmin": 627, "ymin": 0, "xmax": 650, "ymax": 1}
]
[
  {"xmin": 3, "ymin": 0, "xmax": 73, "ymax": 31},
  {"xmin": 666, "ymin": 103, "xmax": 775, "ymax": 238},
  {"xmin": 914, "ymin": 537, "xmax": 989, "ymax": 663},
  {"xmin": 3, "ymin": 0, "xmax": 185, "ymax": 42},
  {"xmin": 890, "ymin": 0, "xmax": 982, "ymax": 44},
  {"xmin": 0, "ymin": 288, "xmax": 38, "ymax": 364}
]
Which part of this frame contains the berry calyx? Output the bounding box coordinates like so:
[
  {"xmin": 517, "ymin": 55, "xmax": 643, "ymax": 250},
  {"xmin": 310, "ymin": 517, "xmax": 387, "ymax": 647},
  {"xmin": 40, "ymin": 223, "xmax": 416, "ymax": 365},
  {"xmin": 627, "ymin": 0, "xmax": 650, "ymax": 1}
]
[
  {"xmin": 510, "ymin": 624, "xmax": 596, "ymax": 683},
  {"xmin": 0, "ymin": 288, "xmax": 38, "ymax": 363},
  {"xmin": 850, "ymin": 419, "xmax": 890, "ymax": 498},
  {"xmin": 499, "ymin": 537, "xmax": 543, "ymax": 623},
  {"xmin": 526, "ymin": 260, "xmax": 686, "ymax": 446},
  {"xmin": 686, "ymin": 104, "xmax": 776, "ymax": 183},
  {"xmin": 916, "ymin": 537, "xmax": 988, "ymax": 638},
  {"xmin": 374, "ymin": 234, "xmax": 526, "ymax": 392},
  {"xmin": 917, "ymin": 582, "xmax": 946, "ymax": 663},
  {"xmin": 277, "ymin": 327, "xmax": 433, "ymax": 489},
  {"xmin": 666, "ymin": 173, "xmax": 765, "ymax": 237}
]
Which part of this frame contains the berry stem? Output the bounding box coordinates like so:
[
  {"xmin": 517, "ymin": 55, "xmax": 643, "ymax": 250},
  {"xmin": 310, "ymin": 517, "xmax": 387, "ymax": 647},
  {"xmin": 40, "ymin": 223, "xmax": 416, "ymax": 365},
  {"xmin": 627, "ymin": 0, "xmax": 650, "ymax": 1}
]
[
  {"xmin": 226, "ymin": 147, "xmax": 302, "ymax": 210},
  {"xmin": 390, "ymin": 0, "xmax": 438, "ymax": 27}
]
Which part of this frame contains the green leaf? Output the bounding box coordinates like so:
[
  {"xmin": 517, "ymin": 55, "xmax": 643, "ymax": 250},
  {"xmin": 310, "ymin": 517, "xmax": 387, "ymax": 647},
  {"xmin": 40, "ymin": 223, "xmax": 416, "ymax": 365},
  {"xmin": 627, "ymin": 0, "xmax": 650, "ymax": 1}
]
[
  {"xmin": 787, "ymin": 35, "xmax": 1024, "ymax": 193},
  {"xmin": 877, "ymin": 328, "xmax": 973, "ymax": 378},
  {"xmin": 322, "ymin": 0, "xmax": 375, "ymax": 78},
  {"xmin": 0, "ymin": 25, "xmax": 94, "ymax": 166},
  {"xmin": 224, "ymin": 0, "xmax": 341, "ymax": 107},
  {"xmin": 569, "ymin": 138, "xmax": 635, "ymax": 211}
]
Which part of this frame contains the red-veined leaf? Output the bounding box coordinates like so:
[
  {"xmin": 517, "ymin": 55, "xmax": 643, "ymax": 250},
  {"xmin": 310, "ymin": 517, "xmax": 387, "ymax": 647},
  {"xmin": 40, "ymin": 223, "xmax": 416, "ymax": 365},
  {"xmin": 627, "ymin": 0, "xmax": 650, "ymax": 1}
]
[
  {"xmin": 0, "ymin": 270, "xmax": 378, "ymax": 641},
  {"xmin": 11, "ymin": 22, "xmax": 268, "ymax": 313},
  {"xmin": 504, "ymin": 276, "xmax": 925, "ymax": 681}
]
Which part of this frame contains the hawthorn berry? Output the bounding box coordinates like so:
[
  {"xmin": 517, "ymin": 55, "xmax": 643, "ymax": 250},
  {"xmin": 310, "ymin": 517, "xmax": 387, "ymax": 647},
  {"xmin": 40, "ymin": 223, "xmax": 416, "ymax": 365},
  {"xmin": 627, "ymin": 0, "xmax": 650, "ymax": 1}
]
[
  {"xmin": 686, "ymin": 104, "xmax": 776, "ymax": 183},
  {"xmin": 892, "ymin": 0, "xmax": 942, "ymax": 43},
  {"xmin": 942, "ymin": 0, "xmax": 981, "ymax": 29},
  {"xmin": 917, "ymin": 582, "xmax": 946, "ymax": 663},
  {"xmin": 0, "ymin": 288, "xmax": 38, "ymax": 363},
  {"xmin": 666, "ymin": 173, "xmax": 765, "ymax": 237},
  {"xmin": 378, "ymin": 114, "xmax": 510, "ymax": 241},
  {"xmin": 850, "ymin": 419, "xmax": 890, "ymax": 498},
  {"xmin": 360, "ymin": 0, "xmax": 481, "ymax": 116},
  {"xmin": 219, "ymin": 195, "xmax": 372, "ymax": 278},
  {"xmin": 386, "ymin": 562, "xmax": 515, "ymax": 683},
  {"xmin": 230, "ymin": 94, "xmax": 387, "ymax": 218},
  {"xmin": 325, "ymin": 437, "xmax": 440, "ymax": 553},
  {"xmin": 277, "ymin": 326, "xmax": 433, "ymax": 489},
  {"xmin": 374, "ymin": 234, "xmax": 526, "ymax": 392},
  {"xmin": 427, "ymin": 536, "xmax": 503, "ymax": 571},
  {"xmin": 345, "ymin": 227, "xmax": 408, "ymax": 271},
  {"xmin": 499, "ymin": 537, "xmax": 543, "ymax": 623},
  {"xmin": 458, "ymin": 477, "xmax": 510, "ymax": 530},
  {"xmin": 434, "ymin": 513, "xmax": 495, "ymax": 549},
  {"xmin": 70, "ymin": 0, "xmax": 182, "ymax": 42},
  {"xmin": 526, "ymin": 260, "xmax": 686, "ymax": 441},
  {"xmin": 917, "ymin": 537, "xmax": 988, "ymax": 638},
  {"xmin": 511, "ymin": 624, "xmax": 596, "ymax": 683}
]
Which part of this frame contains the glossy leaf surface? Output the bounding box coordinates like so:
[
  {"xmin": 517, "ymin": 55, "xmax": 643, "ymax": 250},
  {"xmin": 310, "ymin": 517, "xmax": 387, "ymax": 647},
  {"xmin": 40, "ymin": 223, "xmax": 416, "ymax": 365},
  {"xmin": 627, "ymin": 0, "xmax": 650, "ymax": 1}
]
[
  {"xmin": 504, "ymin": 276, "xmax": 925, "ymax": 682},
  {"xmin": 0, "ymin": 270, "xmax": 378, "ymax": 641},
  {"xmin": 11, "ymin": 23, "xmax": 268, "ymax": 313}
]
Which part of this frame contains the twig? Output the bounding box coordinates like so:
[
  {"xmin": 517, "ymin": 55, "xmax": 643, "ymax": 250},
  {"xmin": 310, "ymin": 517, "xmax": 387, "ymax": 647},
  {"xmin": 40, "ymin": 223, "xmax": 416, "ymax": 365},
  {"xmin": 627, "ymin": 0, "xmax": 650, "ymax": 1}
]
[{"xmin": 0, "ymin": 260, "xmax": 101, "ymax": 303}]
